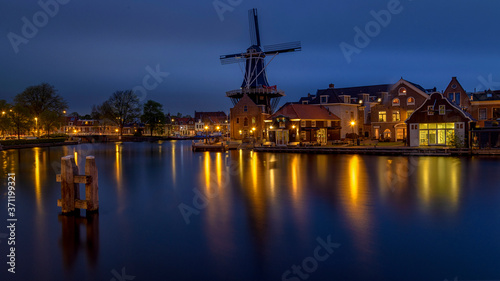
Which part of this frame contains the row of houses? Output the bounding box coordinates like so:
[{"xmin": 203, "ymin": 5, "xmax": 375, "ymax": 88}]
[
  {"xmin": 230, "ymin": 77, "xmax": 500, "ymax": 148},
  {"xmin": 62, "ymin": 111, "xmax": 229, "ymax": 137}
]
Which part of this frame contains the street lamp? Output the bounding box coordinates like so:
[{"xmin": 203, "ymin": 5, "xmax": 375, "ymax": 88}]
[
  {"xmin": 35, "ymin": 117, "xmax": 38, "ymax": 137},
  {"xmin": 350, "ymin": 121, "xmax": 356, "ymax": 145}
]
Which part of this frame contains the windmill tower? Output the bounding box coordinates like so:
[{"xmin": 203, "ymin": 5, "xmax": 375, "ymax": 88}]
[{"xmin": 220, "ymin": 9, "xmax": 301, "ymax": 115}]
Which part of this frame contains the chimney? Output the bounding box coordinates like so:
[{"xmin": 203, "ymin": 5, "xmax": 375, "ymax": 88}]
[
  {"xmin": 307, "ymin": 93, "xmax": 311, "ymax": 98},
  {"xmin": 329, "ymin": 83, "xmax": 335, "ymax": 89}
]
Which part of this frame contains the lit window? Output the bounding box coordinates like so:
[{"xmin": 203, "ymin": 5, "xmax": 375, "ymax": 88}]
[
  {"xmin": 378, "ymin": 111, "xmax": 387, "ymax": 122},
  {"xmin": 427, "ymin": 106, "xmax": 434, "ymax": 115},
  {"xmin": 399, "ymin": 87, "xmax": 407, "ymax": 95},
  {"xmin": 311, "ymin": 120, "xmax": 316, "ymax": 127},
  {"xmin": 407, "ymin": 97, "xmax": 415, "ymax": 105},
  {"xmin": 392, "ymin": 98, "xmax": 400, "ymax": 106},
  {"xmin": 406, "ymin": 110, "xmax": 414, "ymax": 119},
  {"xmin": 439, "ymin": 105, "xmax": 446, "ymax": 115},
  {"xmin": 392, "ymin": 110, "xmax": 401, "ymax": 122},
  {"xmin": 300, "ymin": 120, "xmax": 306, "ymax": 127}
]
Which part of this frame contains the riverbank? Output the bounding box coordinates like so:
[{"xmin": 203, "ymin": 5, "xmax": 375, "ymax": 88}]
[{"xmin": 254, "ymin": 145, "xmax": 500, "ymax": 156}]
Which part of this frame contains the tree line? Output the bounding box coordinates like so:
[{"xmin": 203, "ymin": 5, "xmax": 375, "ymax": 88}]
[{"xmin": 0, "ymin": 83, "xmax": 187, "ymax": 139}]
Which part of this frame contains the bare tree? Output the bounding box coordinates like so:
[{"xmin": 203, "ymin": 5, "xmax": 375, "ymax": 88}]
[
  {"xmin": 14, "ymin": 83, "xmax": 67, "ymax": 137},
  {"xmin": 100, "ymin": 90, "xmax": 141, "ymax": 137}
]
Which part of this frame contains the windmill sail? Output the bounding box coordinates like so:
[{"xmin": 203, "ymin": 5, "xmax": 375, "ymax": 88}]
[{"xmin": 220, "ymin": 8, "xmax": 301, "ymax": 114}]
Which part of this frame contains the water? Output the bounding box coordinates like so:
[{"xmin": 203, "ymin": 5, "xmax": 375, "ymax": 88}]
[{"xmin": 1, "ymin": 141, "xmax": 500, "ymax": 281}]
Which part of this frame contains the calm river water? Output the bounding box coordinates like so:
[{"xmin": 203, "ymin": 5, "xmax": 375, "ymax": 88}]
[{"xmin": 1, "ymin": 141, "xmax": 500, "ymax": 281}]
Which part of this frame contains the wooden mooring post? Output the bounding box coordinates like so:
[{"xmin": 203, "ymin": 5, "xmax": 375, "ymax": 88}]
[{"xmin": 56, "ymin": 155, "xmax": 99, "ymax": 213}]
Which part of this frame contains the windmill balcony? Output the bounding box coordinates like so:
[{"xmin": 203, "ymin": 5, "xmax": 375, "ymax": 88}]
[{"xmin": 226, "ymin": 87, "xmax": 285, "ymax": 98}]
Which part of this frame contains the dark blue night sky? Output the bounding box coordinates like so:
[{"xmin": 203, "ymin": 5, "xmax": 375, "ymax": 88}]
[{"xmin": 1, "ymin": 0, "xmax": 499, "ymax": 115}]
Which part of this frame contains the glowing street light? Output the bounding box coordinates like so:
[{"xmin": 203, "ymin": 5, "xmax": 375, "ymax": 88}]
[
  {"xmin": 216, "ymin": 126, "xmax": 220, "ymax": 130},
  {"xmin": 35, "ymin": 117, "xmax": 38, "ymax": 137},
  {"xmin": 350, "ymin": 121, "xmax": 356, "ymax": 145}
]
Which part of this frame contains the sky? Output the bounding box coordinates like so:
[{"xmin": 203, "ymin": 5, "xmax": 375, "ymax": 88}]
[{"xmin": 1, "ymin": 0, "xmax": 499, "ymax": 116}]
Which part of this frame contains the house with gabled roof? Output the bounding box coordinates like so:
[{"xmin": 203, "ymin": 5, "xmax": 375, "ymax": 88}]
[
  {"xmin": 406, "ymin": 92, "xmax": 473, "ymax": 147},
  {"xmin": 370, "ymin": 79, "xmax": 430, "ymax": 141},
  {"xmin": 230, "ymin": 94, "xmax": 268, "ymax": 141},
  {"xmin": 443, "ymin": 77, "xmax": 471, "ymax": 112}
]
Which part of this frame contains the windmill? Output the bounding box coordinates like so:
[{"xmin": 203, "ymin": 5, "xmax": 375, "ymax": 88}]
[{"xmin": 220, "ymin": 8, "xmax": 301, "ymax": 114}]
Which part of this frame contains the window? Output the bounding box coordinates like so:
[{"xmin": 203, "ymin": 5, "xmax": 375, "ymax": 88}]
[
  {"xmin": 479, "ymin": 108, "xmax": 487, "ymax": 120},
  {"xmin": 427, "ymin": 106, "xmax": 434, "ymax": 115},
  {"xmin": 320, "ymin": 96, "xmax": 328, "ymax": 104},
  {"xmin": 419, "ymin": 123, "xmax": 456, "ymax": 146},
  {"xmin": 236, "ymin": 118, "xmax": 239, "ymax": 124},
  {"xmin": 392, "ymin": 110, "xmax": 401, "ymax": 122},
  {"xmin": 243, "ymin": 118, "xmax": 248, "ymax": 126},
  {"xmin": 406, "ymin": 110, "xmax": 414, "ymax": 119},
  {"xmin": 244, "ymin": 106, "xmax": 247, "ymax": 112},
  {"xmin": 407, "ymin": 97, "xmax": 415, "ymax": 105},
  {"xmin": 439, "ymin": 105, "xmax": 446, "ymax": 115},
  {"xmin": 454, "ymin": 93, "xmax": 461, "ymax": 106},
  {"xmin": 311, "ymin": 120, "xmax": 316, "ymax": 127},
  {"xmin": 399, "ymin": 87, "xmax": 407, "ymax": 95},
  {"xmin": 493, "ymin": 108, "xmax": 500, "ymax": 119},
  {"xmin": 302, "ymin": 100, "xmax": 308, "ymax": 104},
  {"xmin": 378, "ymin": 111, "xmax": 387, "ymax": 122},
  {"xmin": 252, "ymin": 117, "xmax": 256, "ymax": 124},
  {"xmin": 327, "ymin": 121, "xmax": 332, "ymax": 127},
  {"xmin": 300, "ymin": 120, "xmax": 306, "ymax": 127},
  {"xmin": 344, "ymin": 96, "xmax": 350, "ymax": 103},
  {"xmin": 392, "ymin": 98, "xmax": 400, "ymax": 106}
]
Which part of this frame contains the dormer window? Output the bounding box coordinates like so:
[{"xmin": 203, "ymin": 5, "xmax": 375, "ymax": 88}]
[
  {"xmin": 407, "ymin": 97, "xmax": 415, "ymax": 105},
  {"xmin": 343, "ymin": 96, "xmax": 350, "ymax": 103},
  {"xmin": 320, "ymin": 95, "xmax": 328, "ymax": 104},
  {"xmin": 392, "ymin": 98, "xmax": 400, "ymax": 106},
  {"xmin": 399, "ymin": 87, "xmax": 407, "ymax": 95},
  {"xmin": 302, "ymin": 100, "xmax": 308, "ymax": 104}
]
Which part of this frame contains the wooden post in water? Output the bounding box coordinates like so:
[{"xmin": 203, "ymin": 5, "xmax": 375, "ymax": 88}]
[
  {"xmin": 57, "ymin": 155, "xmax": 99, "ymax": 213},
  {"xmin": 60, "ymin": 156, "xmax": 77, "ymax": 213},
  {"xmin": 85, "ymin": 156, "xmax": 99, "ymax": 211}
]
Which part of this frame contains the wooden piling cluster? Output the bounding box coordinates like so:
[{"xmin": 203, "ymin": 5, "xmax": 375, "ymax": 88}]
[{"xmin": 57, "ymin": 155, "xmax": 99, "ymax": 213}]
